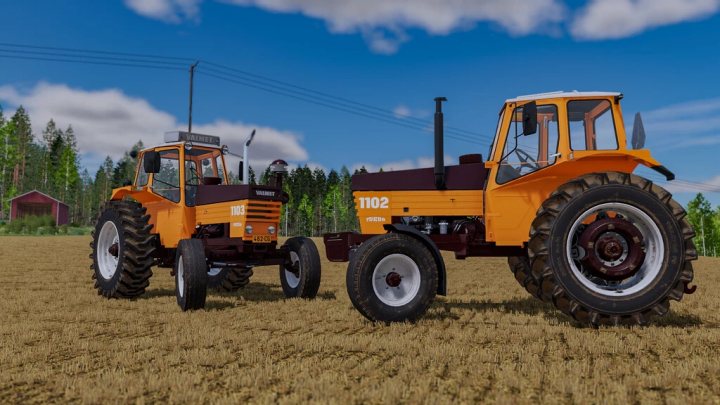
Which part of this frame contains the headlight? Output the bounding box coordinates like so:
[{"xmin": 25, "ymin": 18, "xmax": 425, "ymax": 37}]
[
  {"xmin": 268, "ymin": 226, "xmax": 275, "ymax": 235},
  {"xmin": 245, "ymin": 225, "xmax": 253, "ymax": 234},
  {"xmin": 184, "ymin": 141, "xmax": 193, "ymax": 151}
]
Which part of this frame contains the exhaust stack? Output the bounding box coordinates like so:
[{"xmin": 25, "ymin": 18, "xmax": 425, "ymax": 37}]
[
  {"xmin": 434, "ymin": 97, "xmax": 447, "ymax": 190},
  {"xmin": 243, "ymin": 129, "xmax": 256, "ymax": 185}
]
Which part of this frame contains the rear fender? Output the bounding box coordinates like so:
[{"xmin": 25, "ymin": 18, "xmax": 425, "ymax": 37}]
[
  {"xmin": 110, "ymin": 186, "xmax": 164, "ymax": 204},
  {"xmin": 383, "ymin": 224, "xmax": 447, "ymax": 296}
]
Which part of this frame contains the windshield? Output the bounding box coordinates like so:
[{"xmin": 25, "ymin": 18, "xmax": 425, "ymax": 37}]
[
  {"xmin": 489, "ymin": 108, "xmax": 506, "ymax": 161},
  {"xmin": 184, "ymin": 147, "xmax": 225, "ymax": 207}
]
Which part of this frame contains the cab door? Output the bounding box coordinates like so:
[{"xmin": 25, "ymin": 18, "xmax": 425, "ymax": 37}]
[{"xmin": 144, "ymin": 147, "xmax": 186, "ymax": 249}]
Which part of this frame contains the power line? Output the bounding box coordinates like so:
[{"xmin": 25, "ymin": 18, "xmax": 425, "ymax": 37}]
[
  {"xmin": 0, "ymin": 48, "xmax": 189, "ymax": 66},
  {"xmin": 202, "ymin": 60, "xmax": 493, "ymax": 141},
  {"xmin": 196, "ymin": 70, "xmax": 486, "ymax": 146},
  {"xmin": 0, "ymin": 54, "xmax": 186, "ymax": 71},
  {"xmin": 0, "ymin": 42, "xmax": 194, "ymax": 61}
]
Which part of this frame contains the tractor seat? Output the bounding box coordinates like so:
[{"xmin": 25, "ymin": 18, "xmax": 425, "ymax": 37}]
[{"xmin": 203, "ymin": 177, "xmax": 222, "ymax": 186}]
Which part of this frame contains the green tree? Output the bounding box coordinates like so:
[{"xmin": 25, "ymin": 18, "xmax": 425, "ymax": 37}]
[
  {"xmin": 0, "ymin": 121, "xmax": 19, "ymax": 220},
  {"xmin": 687, "ymin": 193, "xmax": 718, "ymax": 257}
]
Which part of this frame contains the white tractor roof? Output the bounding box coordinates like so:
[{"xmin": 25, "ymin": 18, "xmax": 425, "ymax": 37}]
[{"xmin": 506, "ymin": 91, "xmax": 622, "ymax": 103}]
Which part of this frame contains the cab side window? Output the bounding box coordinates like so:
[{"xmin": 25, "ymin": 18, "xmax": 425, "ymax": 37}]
[
  {"xmin": 568, "ymin": 100, "xmax": 618, "ymax": 150},
  {"xmin": 136, "ymin": 154, "xmax": 149, "ymax": 186},
  {"xmin": 497, "ymin": 104, "xmax": 560, "ymax": 184},
  {"xmin": 152, "ymin": 150, "xmax": 180, "ymax": 203}
]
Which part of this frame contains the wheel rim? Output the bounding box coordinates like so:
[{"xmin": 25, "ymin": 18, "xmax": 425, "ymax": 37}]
[
  {"xmin": 285, "ymin": 251, "xmax": 300, "ymax": 288},
  {"xmin": 97, "ymin": 221, "xmax": 120, "ymax": 280},
  {"xmin": 566, "ymin": 202, "xmax": 664, "ymax": 297},
  {"xmin": 208, "ymin": 267, "xmax": 222, "ymax": 277},
  {"xmin": 177, "ymin": 257, "xmax": 185, "ymax": 298},
  {"xmin": 372, "ymin": 254, "xmax": 421, "ymax": 307}
]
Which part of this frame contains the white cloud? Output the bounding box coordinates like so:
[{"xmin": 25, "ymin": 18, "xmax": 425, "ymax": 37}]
[
  {"xmin": 631, "ymin": 97, "xmax": 720, "ymax": 150},
  {"xmin": 354, "ymin": 154, "xmax": 457, "ymax": 173},
  {"xmin": 0, "ymin": 82, "xmax": 310, "ymax": 171},
  {"xmin": 127, "ymin": 0, "xmax": 566, "ymax": 53},
  {"xmin": 571, "ymin": 0, "xmax": 720, "ymax": 40},
  {"xmin": 393, "ymin": 104, "xmax": 430, "ymax": 120},
  {"xmin": 124, "ymin": 0, "xmax": 204, "ymax": 23},
  {"xmin": 664, "ymin": 174, "xmax": 720, "ymax": 193}
]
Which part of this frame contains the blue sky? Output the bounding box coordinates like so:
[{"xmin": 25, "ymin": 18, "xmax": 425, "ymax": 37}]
[{"xmin": 0, "ymin": 0, "xmax": 719, "ymax": 206}]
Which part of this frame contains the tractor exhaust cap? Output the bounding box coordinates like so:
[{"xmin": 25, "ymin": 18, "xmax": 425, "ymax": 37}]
[{"xmin": 434, "ymin": 97, "xmax": 448, "ymax": 190}]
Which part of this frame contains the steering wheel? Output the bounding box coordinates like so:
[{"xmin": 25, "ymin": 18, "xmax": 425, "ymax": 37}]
[
  {"xmin": 185, "ymin": 166, "xmax": 202, "ymax": 185},
  {"xmin": 514, "ymin": 148, "xmax": 541, "ymax": 172}
]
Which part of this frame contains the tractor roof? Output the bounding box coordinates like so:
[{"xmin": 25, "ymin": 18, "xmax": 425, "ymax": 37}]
[{"xmin": 506, "ymin": 91, "xmax": 621, "ymax": 103}]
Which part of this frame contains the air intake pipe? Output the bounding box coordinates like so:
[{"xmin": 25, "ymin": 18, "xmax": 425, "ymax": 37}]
[{"xmin": 434, "ymin": 97, "xmax": 447, "ymax": 190}]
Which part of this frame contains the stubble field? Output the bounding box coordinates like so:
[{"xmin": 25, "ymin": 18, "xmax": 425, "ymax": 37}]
[{"xmin": 1, "ymin": 236, "xmax": 719, "ymax": 404}]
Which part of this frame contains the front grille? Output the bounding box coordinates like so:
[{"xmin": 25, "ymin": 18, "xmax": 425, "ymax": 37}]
[{"xmin": 247, "ymin": 202, "xmax": 282, "ymax": 220}]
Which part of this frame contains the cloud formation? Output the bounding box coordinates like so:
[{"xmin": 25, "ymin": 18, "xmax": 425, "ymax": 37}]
[
  {"xmin": 637, "ymin": 97, "xmax": 720, "ymax": 150},
  {"xmin": 124, "ymin": 0, "xmax": 204, "ymax": 23},
  {"xmin": 353, "ymin": 154, "xmax": 457, "ymax": 173},
  {"xmin": 125, "ymin": 0, "xmax": 720, "ymax": 51},
  {"xmin": 0, "ymin": 82, "xmax": 310, "ymax": 171},
  {"xmin": 571, "ymin": 0, "xmax": 720, "ymax": 40}
]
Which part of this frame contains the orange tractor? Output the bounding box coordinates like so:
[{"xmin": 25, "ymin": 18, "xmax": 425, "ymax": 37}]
[
  {"xmin": 325, "ymin": 92, "xmax": 697, "ymax": 326},
  {"xmin": 90, "ymin": 131, "xmax": 321, "ymax": 310}
]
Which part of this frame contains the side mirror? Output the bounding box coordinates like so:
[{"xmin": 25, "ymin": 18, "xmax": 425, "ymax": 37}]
[
  {"xmin": 522, "ymin": 101, "xmax": 538, "ymax": 136},
  {"xmin": 143, "ymin": 151, "xmax": 161, "ymax": 174},
  {"xmin": 238, "ymin": 161, "xmax": 244, "ymax": 183}
]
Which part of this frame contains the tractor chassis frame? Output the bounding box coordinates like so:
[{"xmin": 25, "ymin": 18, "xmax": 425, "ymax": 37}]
[
  {"xmin": 323, "ymin": 229, "xmax": 525, "ymax": 263},
  {"xmin": 153, "ymin": 236, "xmax": 293, "ymax": 270}
]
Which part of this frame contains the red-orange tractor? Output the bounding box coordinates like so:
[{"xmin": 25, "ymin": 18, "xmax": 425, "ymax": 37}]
[
  {"xmin": 90, "ymin": 131, "xmax": 321, "ymax": 310},
  {"xmin": 325, "ymin": 92, "xmax": 697, "ymax": 326}
]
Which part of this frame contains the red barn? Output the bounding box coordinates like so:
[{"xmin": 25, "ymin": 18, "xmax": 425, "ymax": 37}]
[{"xmin": 8, "ymin": 190, "xmax": 70, "ymax": 226}]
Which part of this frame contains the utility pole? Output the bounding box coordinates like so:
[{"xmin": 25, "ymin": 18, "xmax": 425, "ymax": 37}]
[{"xmin": 188, "ymin": 60, "xmax": 200, "ymax": 133}]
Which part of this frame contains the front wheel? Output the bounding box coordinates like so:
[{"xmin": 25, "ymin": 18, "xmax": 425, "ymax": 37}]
[
  {"xmin": 279, "ymin": 237, "xmax": 321, "ymax": 298},
  {"xmin": 346, "ymin": 233, "xmax": 438, "ymax": 323},
  {"xmin": 175, "ymin": 239, "xmax": 208, "ymax": 311},
  {"xmin": 528, "ymin": 171, "xmax": 697, "ymax": 326}
]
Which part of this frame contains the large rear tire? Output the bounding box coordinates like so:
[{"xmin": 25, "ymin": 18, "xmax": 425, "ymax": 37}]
[
  {"xmin": 207, "ymin": 267, "xmax": 254, "ymax": 292},
  {"xmin": 508, "ymin": 256, "xmax": 545, "ymax": 301},
  {"xmin": 347, "ymin": 233, "xmax": 438, "ymax": 323},
  {"xmin": 528, "ymin": 171, "xmax": 697, "ymax": 326},
  {"xmin": 90, "ymin": 201, "xmax": 155, "ymax": 298},
  {"xmin": 175, "ymin": 239, "xmax": 208, "ymax": 311},
  {"xmin": 280, "ymin": 237, "xmax": 322, "ymax": 298}
]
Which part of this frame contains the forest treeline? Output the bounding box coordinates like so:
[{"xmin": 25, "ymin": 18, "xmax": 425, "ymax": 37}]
[
  {"xmin": 0, "ymin": 104, "xmax": 366, "ymax": 236},
  {"xmin": 0, "ymin": 104, "xmax": 719, "ymax": 255}
]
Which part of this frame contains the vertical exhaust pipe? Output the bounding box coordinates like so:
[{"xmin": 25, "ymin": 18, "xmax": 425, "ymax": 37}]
[
  {"xmin": 243, "ymin": 129, "xmax": 256, "ymax": 185},
  {"xmin": 434, "ymin": 97, "xmax": 447, "ymax": 190}
]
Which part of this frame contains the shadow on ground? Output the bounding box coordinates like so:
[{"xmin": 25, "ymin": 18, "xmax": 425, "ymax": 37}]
[{"xmin": 430, "ymin": 297, "xmax": 705, "ymax": 328}]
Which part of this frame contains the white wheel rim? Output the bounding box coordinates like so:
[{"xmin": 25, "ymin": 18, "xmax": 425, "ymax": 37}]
[
  {"xmin": 208, "ymin": 267, "xmax": 222, "ymax": 277},
  {"xmin": 285, "ymin": 251, "xmax": 300, "ymax": 288},
  {"xmin": 372, "ymin": 254, "xmax": 421, "ymax": 307},
  {"xmin": 97, "ymin": 221, "xmax": 120, "ymax": 280},
  {"xmin": 177, "ymin": 257, "xmax": 185, "ymax": 298},
  {"xmin": 566, "ymin": 202, "xmax": 664, "ymax": 297}
]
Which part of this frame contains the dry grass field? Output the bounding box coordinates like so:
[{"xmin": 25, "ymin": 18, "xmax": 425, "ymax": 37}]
[{"xmin": 1, "ymin": 236, "xmax": 719, "ymax": 404}]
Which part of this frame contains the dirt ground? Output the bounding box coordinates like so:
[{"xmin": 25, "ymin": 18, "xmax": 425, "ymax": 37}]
[{"xmin": 1, "ymin": 236, "xmax": 719, "ymax": 404}]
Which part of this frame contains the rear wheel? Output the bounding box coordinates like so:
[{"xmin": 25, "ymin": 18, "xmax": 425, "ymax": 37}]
[
  {"xmin": 207, "ymin": 267, "xmax": 254, "ymax": 292},
  {"xmin": 175, "ymin": 239, "xmax": 207, "ymax": 311},
  {"xmin": 90, "ymin": 201, "xmax": 155, "ymax": 298},
  {"xmin": 508, "ymin": 256, "xmax": 545, "ymax": 301},
  {"xmin": 280, "ymin": 237, "xmax": 321, "ymax": 298},
  {"xmin": 528, "ymin": 172, "xmax": 697, "ymax": 326},
  {"xmin": 346, "ymin": 233, "xmax": 438, "ymax": 323}
]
